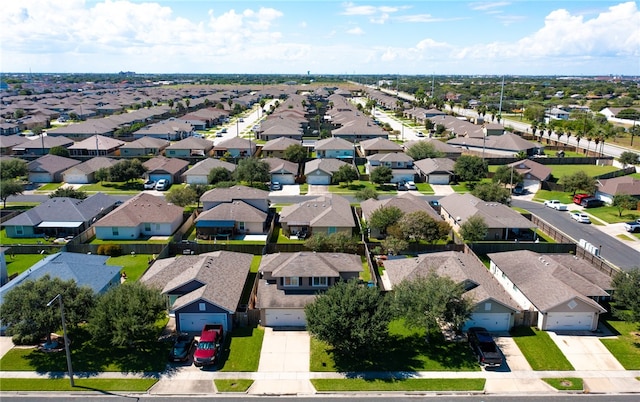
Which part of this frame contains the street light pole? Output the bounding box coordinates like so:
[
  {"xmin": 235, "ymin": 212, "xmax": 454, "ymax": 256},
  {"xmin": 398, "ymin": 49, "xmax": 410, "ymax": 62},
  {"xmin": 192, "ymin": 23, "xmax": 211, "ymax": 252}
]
[{"xmin": 47, "ymin": 294, "xmax": 74, "ymax": 387}]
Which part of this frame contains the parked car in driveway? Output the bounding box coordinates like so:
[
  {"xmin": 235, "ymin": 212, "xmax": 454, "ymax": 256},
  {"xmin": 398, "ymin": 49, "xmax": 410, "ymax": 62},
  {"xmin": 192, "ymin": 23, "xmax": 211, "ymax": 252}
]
[
  {"xmin": 467, "ymin": 327, "xmax": 503, "ymax": 368},
  {"xmin": 169, "ymin": 333, "xmax": 195, "ymax": 362},
  {"xmin": 624, "ymin": 219, "xmax": 640, "ymax": 233},
  {"xmin": 581, "ymin": 197, "xmax": 604, "ymax": 208},
  {"xmin": 544, "ymin": 200, "xmax": 568, "ymax": 211},
  {"xmin": 143, "ymin": 180, "xmax": 156, "ymax": 190},
  {"xmin": 571, "ymin": 212, "xmax": 591, "ymax": 224},
  {"xmin": 573, "ymin": 193, "xmax": 592, "ymax": 205},
  {"xmin": 155, "ymin": 179, "xmax": 170, "ymax": 191}
]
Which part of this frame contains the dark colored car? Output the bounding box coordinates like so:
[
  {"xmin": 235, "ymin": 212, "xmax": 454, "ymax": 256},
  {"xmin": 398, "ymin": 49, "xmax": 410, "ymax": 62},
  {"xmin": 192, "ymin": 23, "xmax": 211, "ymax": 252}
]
[
  {"xmin": 467, "ymin": 327, "xmax": 503, "ymax": 367},
  {"xmin": 512, "ymin": 183, "xmax": 526, "ymax": 195},
  {"xmin": 581, "ymin": 197, "xmax": 604, "ymax": 208},
  {"xmin": 169, "ymin": 333, "xmax": 195, "ymax": 362}
]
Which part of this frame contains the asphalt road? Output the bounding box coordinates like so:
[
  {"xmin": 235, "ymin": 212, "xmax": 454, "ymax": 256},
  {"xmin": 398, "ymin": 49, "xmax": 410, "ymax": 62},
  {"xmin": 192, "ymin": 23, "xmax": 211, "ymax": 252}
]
[{"xmin": 512, "ymin": 198, "xmax": 640, "ymax": 271}]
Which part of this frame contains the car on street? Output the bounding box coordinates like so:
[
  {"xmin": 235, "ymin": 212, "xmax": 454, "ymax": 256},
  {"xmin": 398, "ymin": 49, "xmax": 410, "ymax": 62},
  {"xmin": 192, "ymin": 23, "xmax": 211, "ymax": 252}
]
[
  {"xmin": 169, "ymin": 333, "xmax": 195, "ymax": 362},
  {"xmin": 155, "ymin": 179, "xmax": 170, "ymax": 191},
  {"xmin": 416, "ymin": 131, "xmax": 425, "ymax": 137},
  {"xmin": 544, "ymin": 200, "xmax": 568, "ymax": 211},
  {"xmin": 467, "ymin": 327, "xmax": 502, "ymax": 368},
  {"xmin": 238, "ymin": 118, "xmax": 244, "ymax": 122},
  {"xmin": 571, "ymin": 212, "xmax": 591, "ymax": 224},
  {"xmin": 143, "ymin": 180, "xmax": 156, "ymax": 190},
  {"xmin": 220, "ymin": 128, "xmax": 228, "ymax": 133},
  {"xmin": 624, "ymin": 219, "xmax": 640, "ymax": 233}
]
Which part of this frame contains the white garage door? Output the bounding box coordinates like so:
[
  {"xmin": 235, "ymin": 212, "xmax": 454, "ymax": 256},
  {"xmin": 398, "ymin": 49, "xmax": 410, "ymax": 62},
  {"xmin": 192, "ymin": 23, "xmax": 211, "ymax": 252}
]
[
  {"xmin": 64, "ymin": 173, "xmax": 89, "ymax": 184},
  {"xmin": 272, "ymin": 173, "xmax": 295, "ymax": 185},
  {"xmin": 264, "ymin": 309, "xmax": 306, "ymax": 327},
  {"xmin": 428, "ymin": 174, "xmax": 450, "ymax": 184},
  {"xmin": 178, "ymin": 313, "xmax": 227, "ymax": 333},
  {"xmin": 463, "ymin": 313, "xmax": 511, "ymax": 332},
  {"xmin": 546, "ymin": 312, "xmax": 594, "ymax": 331},
  {"xmin": 306, "ymin": 173, "xmax": 331, "ymax": 185},
  {"xmin": 30, "ymin": 173, "xmax": 52, "ymax": 183}
]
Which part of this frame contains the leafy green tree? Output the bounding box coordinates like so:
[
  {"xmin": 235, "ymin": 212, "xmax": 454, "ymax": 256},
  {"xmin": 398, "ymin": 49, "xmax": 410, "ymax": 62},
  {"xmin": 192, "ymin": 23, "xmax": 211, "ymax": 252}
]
[
  {"xmin": 88, "ymin": 282, "xmax": 166, "ymax": 347},
  {"xmin": 370, "ymin": 165, "xmax": 393, "ymax": 185},
  {"xmin": 618, "ymin": 151, "xmax": 640, "ymax": 167},
  {"xmin": 523, "ymin": 103, "xmax": 545, "ymax": 122},
  {"xmin": 471, "ymin": 182, "xmax": 511, "ymax": 204},
  {"xmin": 612, "ymin": 193, "xmax": 637, "ymax": 217},
  {"xmin": 558, "ymin": 171, "xmax": 596, "ymax": 195},
  {"xmin": 492, "ymin": 165, "xmax": 524, "ymax": 187},
  {"xmin": 392, "ymin": 271, "xmax": 474, "ymax": 340},
  {"xmin": 189, "ymin": 184, "xmax": 209, "ymax": 208},
  {"xmin": 304, "ymin": 232, "xmax": 359, "ymax": 253},
  {"xmin": 49, "ymin": 146, "xmax": 70, "ymax": 157},
  {"xmin": 305, "ymin": 280, "xmax": 391, "ymax": 355},
  {"xmin": 454, "ymin": 155, "xmax": 487, "ymax": 184},
  {"xmin": 0, "ymin": 179, "xmax": 24, "ymax": 208},
  {"xmin": 0, "ymin": 159, "xmax": 28, "ymax": 180},
  {"xmin": 94, "ymin": 167, "xmax": 110, "ymax": 183},
  {"xmin": 48, "ymin": 187, "xmax": 88, "ymax": 200},
  {"xmin": 459, "ymin": 215, "xmax": 488, "ymax": 242},
  {"xmin": 0, "ymin": 275, "xmax": 95, "ymax": 345},
  {"xmin": 108, "ymin": 159, "xmax": 147, "ymax": 183},
  {"xmin": 208, "ymin": 166, "xmax": 232, "ymax": 184},
  {"xmin": 234, "ymin": 157, "xmax": 270, "ymax": 186},
  {"xmin": 165, "ymin": 186, "xmax": 198, "ymax": 207},
  {"xmin": 368, "ymin": 206, "xmax": 404, "ymax": 235},
  {"xmin": 381, "ymin": 236, "xmax": 408, "ymax": 255},
  {"xmin": 283, "ymin": 144, "xmax": 307, "ymax": 164},
  {"xmin": 399, "ymin": 211, "xmax": 450, "ymax": 243},
  {"xmin": 405, "ymin": 141, "xmax": 444, "ymax": 160},
  {"xmin": 332, "ymin": 164, "xmax": 358, "ymax": 185},
  {"xmin": 611, "ymin": 268, "xmax": 640, "ymax": 322},
  {"xmin": 354, "ymin": 187, "xmax": 378, "ymax": 201}
]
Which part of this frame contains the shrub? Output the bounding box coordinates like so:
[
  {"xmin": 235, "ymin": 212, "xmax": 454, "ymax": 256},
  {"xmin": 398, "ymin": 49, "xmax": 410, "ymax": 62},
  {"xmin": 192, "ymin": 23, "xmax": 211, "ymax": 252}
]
[{"xmin": 97, "ymin": 244, "xmax": 122, "ymax": 257}]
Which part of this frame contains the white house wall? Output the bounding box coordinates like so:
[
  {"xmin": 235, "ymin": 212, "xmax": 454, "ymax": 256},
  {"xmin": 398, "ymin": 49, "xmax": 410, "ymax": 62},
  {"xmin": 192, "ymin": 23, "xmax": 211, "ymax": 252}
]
[{"xmin": 489, "ymin": 261, "xmax": 535, "ymax": 311}]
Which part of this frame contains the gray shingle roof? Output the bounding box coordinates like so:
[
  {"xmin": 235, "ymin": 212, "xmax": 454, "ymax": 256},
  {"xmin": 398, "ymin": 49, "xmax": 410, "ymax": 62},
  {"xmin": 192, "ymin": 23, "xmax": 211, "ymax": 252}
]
[
  {"xmin": 94, "ymin": 193, "xmax": 183, "ymax": 227},
  {"xmin": 359, "ymin": 137, "xmax": 403, "ymax": 151},
  {"xmin": 259, "ymin": 252, "xmax": 362, "ymax": 278},
  {"xmin": 361, "ymin": 193, "xmax": 441, "ymax": 221},
  {"xmin": 200, "ymin": 185, "xmax": 269, "ymax": 203},
  {"xmin": 183, "ymin": 158, "xmax": 236, "ymax": 177},
  {"xmin": 262, "ymin": 137, "xmax": 301, "ymax": 151},
  {"xmin": 28, "ymin": 154, "xmax": 80, "ymax": 174},
  {"xmin": 507, "ymin": 159, "xmax": 552, "ymax": 182},
  {"xmin": 280, "ymin": 194, "xmax": 355, "ymax": 228},
  {"xmin": 439, "ymin": 193, "xmax": 536, "ymax": 229},
  {"xmin": 314, "ymin": 137, "xmax": 354, "ymax": 150},
  {"xmin": 413, "ymin": 158, "xmax": 455, "ymax": 175},
  {"xmin": 196, "ymin": 201, "xmax": 267, "ymax": 223},
  {"xmin": 304, "ymin": 158, "xmax": 348, "ymax": 175}
]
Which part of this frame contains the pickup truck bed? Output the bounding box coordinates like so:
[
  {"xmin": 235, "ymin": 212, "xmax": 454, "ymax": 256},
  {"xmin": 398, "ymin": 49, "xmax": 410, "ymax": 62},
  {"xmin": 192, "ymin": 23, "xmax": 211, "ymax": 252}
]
[{"xmin": 468, "ymin": 327, "xmax": 503, "ymax": 367}]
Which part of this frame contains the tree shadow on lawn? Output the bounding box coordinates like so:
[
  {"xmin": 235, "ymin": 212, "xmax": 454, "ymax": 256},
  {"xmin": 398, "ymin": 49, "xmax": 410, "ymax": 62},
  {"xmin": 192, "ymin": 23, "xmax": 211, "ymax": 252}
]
[
  {"xmin": 97, "ymin": 182, "xmax": 143, "ymax": 191},
  {"xmin": 24, "ymin": 328, "xmax": 172, "ymax": 375},
  {"xmin": 331, "ymin": 331, "xmax": 477, "ymax": 373}
]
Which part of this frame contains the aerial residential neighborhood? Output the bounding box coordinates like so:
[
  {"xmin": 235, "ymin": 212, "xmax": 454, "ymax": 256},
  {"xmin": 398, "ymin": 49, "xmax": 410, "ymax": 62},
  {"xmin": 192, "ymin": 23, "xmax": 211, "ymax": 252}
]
[{"xmin": 1, "ymin": 0, "xmax": 640, "ymax": 398}]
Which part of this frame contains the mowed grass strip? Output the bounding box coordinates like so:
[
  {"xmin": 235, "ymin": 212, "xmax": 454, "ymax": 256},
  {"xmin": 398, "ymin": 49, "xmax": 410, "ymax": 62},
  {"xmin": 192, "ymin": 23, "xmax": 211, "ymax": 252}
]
[
  {"xmin": 510, "ymin": 327, "xmax": 574, "ymax": 371},
  {"xmin": 311, "ymin": 378, "xmax": 485, "ymax": 392},
  {"xmin": 214, "ymin": 379, "xmax": 254, "ymax": 392},
  {"xmin": 220, "ymin": 326, "xmax": 264, "ymax": 372},
  {"xmin": 542, "ymin": 377, "xmax": 584, "ymax": 391},
  {"xmin": 0, "ymin": 378, "xmax": 157, "ymax": 392},
  {"xmin": 600, "ymin": 318, "xmax": 640, "ymax": 370}
]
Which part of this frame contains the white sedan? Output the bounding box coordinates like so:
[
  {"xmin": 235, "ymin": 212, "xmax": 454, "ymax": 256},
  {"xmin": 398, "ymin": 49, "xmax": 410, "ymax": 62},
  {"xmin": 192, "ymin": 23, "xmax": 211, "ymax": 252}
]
[{"xmin": 571, "ymin": 212, "xmax": 591, "ymax": 224}]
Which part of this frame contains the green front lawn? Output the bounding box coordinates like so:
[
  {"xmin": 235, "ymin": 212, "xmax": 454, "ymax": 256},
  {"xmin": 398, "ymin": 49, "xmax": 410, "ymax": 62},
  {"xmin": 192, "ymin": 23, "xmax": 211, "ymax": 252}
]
[
  {"xmin": 0, "ymin": 378, "xmax": 158, "ymax": 392},
  {"xmin": 415, "ymin": 182, "xmax": 434, "ymax": 194},
  {"xmin": 329, "ymin": 181, "xmax": 397, "ymax": 195},
  {"xmin": 220, "ymin": 326, "xmax": 264, "ymax": 372},
  {"xmin": 215, "ymin": 379, "xmax": 254, "ymax": 392},
  {"xmin": 582, "ymin": 206, "xmax": 640, "ymax": 224},
  {"xmin": 542, "ymin": 377, "xmax": 584, "ymax": 391},
  {"xmin": 299, "ymin": 183, "xmax": 308, "ymax": 195},
  {"xmin": 4, "ymin": 254, "xmax": 47, "ymax": 277},
  {"xmin": 510, "ymin": 327, "xmax": 574, "ymax": 371},
  {"xmin": 79, "ymin": 180, "xmax": 144, "ymax": 194},
  {"xmin": 451, "ymin": 179, "xmax": 492, "ymax": 193},
  {"xmin": 106, "ymin": 254, "xmax": 153, "ymax": 282},
  {"xmin": 533, "ymin": 189, "xmax": 574, "ymax": 204},
  {"xmin": 311, "ymin": 319, "xmax": 479, "ymax": 372},
  {"xmin": 35, "ymin": 183, "xmax": 64, "ymax": 192},
  {"xmin": 600, "ymin": 318, "xmax": 640, "ymax": 370},
  {"xmin": 311, "ymin": 378, "xmax": 485, "ymax": 392}
]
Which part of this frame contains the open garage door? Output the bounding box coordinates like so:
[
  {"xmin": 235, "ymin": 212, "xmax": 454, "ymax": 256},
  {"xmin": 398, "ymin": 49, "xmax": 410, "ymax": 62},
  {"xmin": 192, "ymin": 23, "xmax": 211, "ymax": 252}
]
[
  {"xmin": 264, "ymin": 309, "xmax": 306, "ymax": 327},
  {"xmin": 463, "ymin": 313, "xmax": 511, "ymax": 332},
  {"xmin": 178, "ymin": 313, "xmax": 228, "ymax": 333},
  {"xmin": 545, "ymin": 312, "xmax": 594, "ymax": 331}
]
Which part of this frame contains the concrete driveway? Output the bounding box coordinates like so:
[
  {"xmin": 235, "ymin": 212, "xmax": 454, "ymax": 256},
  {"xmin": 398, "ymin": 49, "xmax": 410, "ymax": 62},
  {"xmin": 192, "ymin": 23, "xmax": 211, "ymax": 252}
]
[
  {"xmin": 0, "ymin": 336, "xmax": 15, "ymax": 359},
  {"xmin": 307, "ymin": 184, "xmax": 329, "ymax": 195},
  {"xmin": 257, "ymin": 328, "xmax": 310, "ymax": 372},
  {"xmin": 494, "ymin": 336, "xmax": 531, "ymax": 371},
  {"xmin": 547, "ymin": 331, "xmax": 625, "ymax": 371},
  {"xmin": 269, "ymin": 184, "xmax": 300, "ymax": 196}
]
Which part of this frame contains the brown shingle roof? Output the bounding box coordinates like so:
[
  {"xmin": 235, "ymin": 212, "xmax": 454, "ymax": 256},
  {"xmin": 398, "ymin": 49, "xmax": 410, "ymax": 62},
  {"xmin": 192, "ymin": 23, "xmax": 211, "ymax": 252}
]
[{"xmin": 94, "ymin": 193, "xmax": 183, "ymax": 227}]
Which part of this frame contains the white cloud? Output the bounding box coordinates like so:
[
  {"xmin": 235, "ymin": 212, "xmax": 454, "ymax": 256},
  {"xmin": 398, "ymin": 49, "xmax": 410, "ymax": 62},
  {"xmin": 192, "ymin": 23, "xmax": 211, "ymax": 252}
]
[
  {"xmin": 346, "ymin": 27, "xmax": 365, "ymax": 35},
  {"xmin": 469, "ymin": 2, "xmax": 511, "ymax": 12},
  {"xmin": 341, "ymin": 2, "xmax": 408, "ymax": 24}
]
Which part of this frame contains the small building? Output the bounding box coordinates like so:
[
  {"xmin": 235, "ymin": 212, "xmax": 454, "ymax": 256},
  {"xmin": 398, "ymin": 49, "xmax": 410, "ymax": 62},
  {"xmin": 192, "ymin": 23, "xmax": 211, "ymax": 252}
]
[{"xmin": 27, "ymin": 154, "xmax": 81, "ymax": 183}]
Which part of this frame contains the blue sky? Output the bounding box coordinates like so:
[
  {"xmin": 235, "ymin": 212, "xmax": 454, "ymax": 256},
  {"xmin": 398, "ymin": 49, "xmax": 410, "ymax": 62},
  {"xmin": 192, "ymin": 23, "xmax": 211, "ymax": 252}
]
[{"xmin": 2, "ymin": 1, "xmax": 639, "ymax": 75}]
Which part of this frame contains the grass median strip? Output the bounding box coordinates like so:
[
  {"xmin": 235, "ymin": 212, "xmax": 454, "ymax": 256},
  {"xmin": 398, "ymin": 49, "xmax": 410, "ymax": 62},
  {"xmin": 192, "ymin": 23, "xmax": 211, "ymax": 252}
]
[
  {"xmin": 510, "ymin": 327, "xmax": 574, "ymax": 371},
  {"xmin": 311, "ymin": 378, "xmax": 485, "ymax": 392},
  {"xmin": 214, "ymin": 379, "xmax": 254, "ymax": 392},
  {"xmin": 0, "ymin": 378, "xmax": 157, "ymax": 392},
  {"xmin": 542, "ymin": 377, "xmax": 584, "ymax": 391}
]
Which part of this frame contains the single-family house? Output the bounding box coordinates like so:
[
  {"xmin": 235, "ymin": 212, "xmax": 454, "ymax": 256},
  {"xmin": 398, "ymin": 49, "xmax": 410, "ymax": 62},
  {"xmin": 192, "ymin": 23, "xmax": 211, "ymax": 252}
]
[
  {"xmin": 507, "ymin": 159, "xmax": 552, "ymax": 193},
  {"xmin": 165, "ymin": 137, "xmax": 214, "ymax": 158},
  {"xmin": 361, "ymin": 193, "xmax": 442, "ymax": 239},
  {"xmin": 0, "ymin": 135, "xmax": 25, "ymax": 155},
  {"xmin": 62, "ymin": 157, "xmax": 118, "ymax": 184},
  {"xmin": 140, "ymin": 251, "xmax": 253, "ymax": 332},
  {"xmin": 330, "ymin": 118, "xmax": 389, "ymax": 142},
  {"xmin": 214, "ymin": 137, "xmax": 256, "ymax": 158},
  {"xmin": 358, "ymin": 137, "xmax": 402, "ymax": 156},
  {"xmin": 279, "ymin": 193, "xmax": 355, "ymax": 237},
  {"xmin": 314, "ymin": 137, "xmax": 355, "ymax": 159},
  {"xmin": 256, "ymin": 252, "xmax": 362, "ymax": 327},
  {"xmin": 383, "ymin": 251, "xmax": 521, "ymax": 332},
  {"xmin": 304, "ymin": 158, "xmax": 349, "ymax": 185},
  {"xmin": 182, "ymin": 158, "xmax": 236, "ymax": 185},
  {"xmin": 366, "ymin": 152, "xmax": 415, "ymax": 183},
  {"xmin": 195, "ymin": 201, "xmax": 268, "ymax": 240},
  {"xmin": 261, "ymin": 137, "xmax": 301, "ymax": 158},
  {"xmin": 119, "ymin": 136, "xmax": 170, "ymax": 157},
  {"xmin": 403, "ymin": 139, "xmax": 462, "ymax": 159},
  {"xmin": 439, "ymin": 193, "xmax": 537, "ymax": 241},
  {"xmin": 596, "ymin": 176, "xmax": 640, "ymax": 204},
  {"xmin": 133, "ymin": 119, "xmax": 195, "ymax": 140},
  {"xmin": 143, "ymin": 156, "xmax": 189, "ymax": 184},
  {"xmin": 264, "ymin": 157, "xmax": 298, "ymax": 185},
  {"xmin": 27, "ymin": 154, "xmax": 81, "ymax": 183},
  {"xmin": 12, "ymin": 136, "xmax": 74, "ymax": 156},
  {"xmin": 200, "ymin": 185, "xmax": 270, "ymax": 212},
  {"xmin": 413, "ymin": 158, "xmax": 456, "ymax": 184},
  {"xmin": 93, "ymin": 193, "xmax": 183, "ymax": 240},
  {"xmin": 447, "ymin": 133, "xmax": 541, "ymax": 157},
  {"xmin": 488, "ymin": 250, "xmax": 610, "ymax": 331},
  {"xmin": 67, "ymin": 135, "xmax": 125, "ymax": 156},
  {"xmin": 3, "ymin": 193, "xmax": 119, "ymax": 238}
]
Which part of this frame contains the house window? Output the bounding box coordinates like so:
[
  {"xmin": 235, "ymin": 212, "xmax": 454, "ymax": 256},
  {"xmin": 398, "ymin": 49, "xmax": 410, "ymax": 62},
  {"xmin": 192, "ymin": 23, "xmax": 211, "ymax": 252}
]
[
  {"xmin": 168, "ymin": 150, "xmax": 175, "ymax": 155},
  {"xmin": 15, "ymin": 226, "xmax": 23, "ymax": 235},
  {"xmin": 144, "ymin": 223, "xmax": 151, "ymax": 232},
  {"xmin": 112, "ymin": 227, "xmax": 119, "ymax": 236},
  {"xmin": 327, "ymin": 227, "xmax": 337, "ymax": 234},
  {"xmin": 199, "ymin": 303, "xmax": 206, "ymax": 311},
  {"xmin": 239, "ymin": 222, "xmax": 246, "ymax": 231},
  {"xmin": 484, "ymin": 302, "xmax": 492, "ymax": 311},
  {"xmin": 283, "ymin": 277, "xmax": 299, "ymax": 287},
  {"xmin": 312, "ymin": 277, "xmax": 328, "ymax": 287}
]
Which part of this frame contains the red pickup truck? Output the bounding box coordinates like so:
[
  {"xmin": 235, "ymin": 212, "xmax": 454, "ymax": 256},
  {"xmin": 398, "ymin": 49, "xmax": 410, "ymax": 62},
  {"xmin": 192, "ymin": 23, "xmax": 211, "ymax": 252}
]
[{"xmin": 193, "ymin": 324, "xmax": 224, "ymax": 367}]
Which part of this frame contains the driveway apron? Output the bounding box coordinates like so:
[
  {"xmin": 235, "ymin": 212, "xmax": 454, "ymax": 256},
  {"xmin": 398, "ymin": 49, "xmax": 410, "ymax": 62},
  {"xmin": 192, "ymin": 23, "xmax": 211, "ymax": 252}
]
[
  {"xmin": 257, "ymin": 328, "xmax": 310, "ymax": 372},
  {"xmin": 548, "ymin": 331, "xmax": 625, "ymax": 371}
]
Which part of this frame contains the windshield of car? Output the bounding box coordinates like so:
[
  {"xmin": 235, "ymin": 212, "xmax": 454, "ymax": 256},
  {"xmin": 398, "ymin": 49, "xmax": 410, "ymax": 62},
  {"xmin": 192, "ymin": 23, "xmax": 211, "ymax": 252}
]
[{"xmin": 197, "ymin": 341, "xmax": 216, "ymax": 350}]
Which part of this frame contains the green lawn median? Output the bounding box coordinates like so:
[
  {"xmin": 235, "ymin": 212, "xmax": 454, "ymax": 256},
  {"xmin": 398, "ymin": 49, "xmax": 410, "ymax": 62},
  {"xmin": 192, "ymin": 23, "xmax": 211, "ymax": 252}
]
[
  {"xmin": 0, "ymin": 378, "xmax": 157, "ymax": 392},
  {"xmin": 510, "ymin": 327, "xmax": 574, "ymax": 371},
  {"xmin": 542, "ymin": 377, "xmax": 584, "ymax": 391},
  {"xmin": 220, "ymin": 326, "xmax": 264, "ymax": 372},
  {"xmin": 214, "ymin": 379, "xmax": 254, "ymax": 392},
  {"xmin": 600, "ymin": 318, "xmax": 640, "ymax": 370},
  {"xmin": 311, "ymin": 378, "xmax": 485, "ymax": 392}
]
